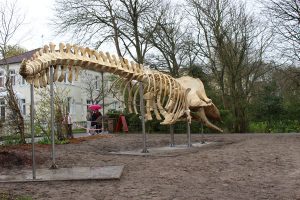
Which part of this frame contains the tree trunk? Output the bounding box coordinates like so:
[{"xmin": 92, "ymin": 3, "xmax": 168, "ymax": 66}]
[
  {"xmin": 232, "ymin": 97, "xmax": 248, "ymax": 133},
  {"xmin": 5, "ymin": 78, "xmax": 26, "ymax": 143}
]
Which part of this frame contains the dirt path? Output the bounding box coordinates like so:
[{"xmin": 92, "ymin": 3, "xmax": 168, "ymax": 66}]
[{"xmin": 0, "ymin": 133, "xmax": 300, "ymax": 200}]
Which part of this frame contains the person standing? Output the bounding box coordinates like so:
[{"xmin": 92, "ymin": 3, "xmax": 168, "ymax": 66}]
[
  {"xmin": 86, "ymin": 110, "xmax": 92, "ymax": 135},
  {"xmin": 91, "ymin": 110, "xmax": 102, "ymax": 134},
  {"xmin": 95, "ymin": 110, "xmax": 102, "ymax": 134},
  {"xmin": 63, "ymin": 112, "xmax": 74, "ymax": 139}
]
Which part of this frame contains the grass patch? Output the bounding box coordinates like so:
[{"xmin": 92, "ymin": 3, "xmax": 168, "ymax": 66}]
[
  {"xmin": 73, "ymin": 128, "xmax": 85, "ymax": 134},
  {"xmin": 0, "ymin": 192, "xmax": 32, "ymax": 200},
  {"xmin": 38, "ymin": 137, "xmax": 70, "ymax": 145}
]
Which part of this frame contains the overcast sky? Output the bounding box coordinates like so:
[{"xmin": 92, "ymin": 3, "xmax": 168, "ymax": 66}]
[
  {"xmin": 11, "ymin": 0, "xmax": 68, "ymax": 50},
  {"xmin": 9, "ymin": 0, "xmax": 260, "ymax": 50}
]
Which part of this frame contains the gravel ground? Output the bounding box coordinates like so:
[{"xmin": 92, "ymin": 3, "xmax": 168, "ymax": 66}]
[{"xmin": 0, "ymin": 133, "xmax": 300, "ymax": 200}]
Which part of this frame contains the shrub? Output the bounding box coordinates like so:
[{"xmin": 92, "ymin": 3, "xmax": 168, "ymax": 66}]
[
  {"xmin": 249, "ymin": 120, "xmax": 300, "ymax": 133},
  {"xmin": 249, "ymin": 122, "xmax": 268, "ymax": 133},
  {"xmin": 38, "ymin": 137, "xmax": 69, "ymax": 145}
]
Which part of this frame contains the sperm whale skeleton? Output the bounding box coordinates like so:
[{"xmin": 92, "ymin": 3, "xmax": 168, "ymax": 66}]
[{"xmin": 19, "ymin": 42, "xmax": 223, "ymax": 133}]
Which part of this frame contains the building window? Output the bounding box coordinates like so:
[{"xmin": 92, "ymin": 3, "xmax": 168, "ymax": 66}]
[
  {"xmin": 86, "ymin": 99, "xmax": 92, "ymax": 110},
  {"xmin": 0, "ymin": 98, "xmax": 5, "ymax": 120},
  {"xmin": 66, "ymin": 97, "xmax": 71, "ymax": 113},
  {"xmin": 64, "ymin": 72, "xmax": 73, "ymax": 84},
  {"xmin": 0, "ymin": 71, "xmax": 4, "ymax": 88},
  {"xmin": 20, "ymin": 76, "xmax": 26, "ymax": 86},
  {"xmin": 64, "ymin": 72, "xmax": 68, "ymax": 83},
  {"xmin": 10, "ymin": 70, "xmax": 16, "ymax": 86},
  {"xmin": 66, "ymin": 97, "xmax": 76, "ymax": 115},
  {"xmin": 71, "ymin": 99, "xmax": 75, "ymax": 114},
  {"xmin": 21, "ymin": 99, "xmax": 26, "ymax": 115},
  {"xmin": 87, "ymin": 100, "xmax": 92, "ymax": 105},
  {"xmin": 95, "ymin": 75, "xmax": 99, "ymax": 89}
]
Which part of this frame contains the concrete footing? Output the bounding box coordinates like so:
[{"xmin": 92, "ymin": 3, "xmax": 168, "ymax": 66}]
[
  {"xmin": 0, "ymin": 166, "xmax": 124, "ymax": 183},
  {"xmin": 110, "ymin": 142, "xmax": 212, "ymax": 156}
]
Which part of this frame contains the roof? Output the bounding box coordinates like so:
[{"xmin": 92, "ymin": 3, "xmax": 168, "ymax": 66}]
[{"xmin": 0, "ymin": 48, "xmax": 40, "ymax": 65}]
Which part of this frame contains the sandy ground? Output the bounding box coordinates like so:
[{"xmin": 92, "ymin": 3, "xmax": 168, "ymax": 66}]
[{"xmin": 0, "ymin": 133, "xmax": 300, "ymax": 200}]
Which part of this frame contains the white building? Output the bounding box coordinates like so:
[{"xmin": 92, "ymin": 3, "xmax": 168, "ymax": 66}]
[{"xmin": 0, "ymin": 49, "xmax": 123, "ymax": 122}]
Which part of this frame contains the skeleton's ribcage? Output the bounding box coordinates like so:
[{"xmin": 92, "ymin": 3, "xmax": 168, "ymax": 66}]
[{"xmin": 113, "ymin": 70, "xmax": 191, "ymax": 124}]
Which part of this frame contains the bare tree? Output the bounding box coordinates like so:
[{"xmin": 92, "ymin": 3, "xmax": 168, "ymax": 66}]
[
  {"xmin": 262, "ymin": 0, "xmax": 300, "ymax": 62},
  {"xmin": 0, "ymin": 1, "xmax": 24, "ymax": 59},
  {"xmin": 80, "ymin": 71, "xmax": 110, "ymax": 105},
  {"xmin": 0, "ymin": 0, "xmax": 26, "ymax": 143},
  {"xmin": 186, "ymin": 0, "xmax": 230, "ymax": 108},
  {"xmin": 187, "ymin": 0, "xmax": 273, "ymax": 132},
  {"xmin": 54, "ymin": 0, "xmax": 164, "ymax": 63},
  {"xmin": 146, "ymin": 3, "xmax": 199, "ymax": 77}
]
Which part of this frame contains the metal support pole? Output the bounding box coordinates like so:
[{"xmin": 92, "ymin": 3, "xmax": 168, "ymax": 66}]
[
  {"xmin": 30, "ymin": 84, "xmax": 36, "ymax": 179},
  {"xmin": 201, "ymin": 123, "xmax": 205, "ymax": 144},
  {"xmin": 101, "ymin": 72, "xmax": 105, "ymax": 133},
  {"xmin": 170, "ymin": 124, "xmax": 175, "ymax": 147},
  {"xmin": 50, "ymin": 66, "xmax": 57, "ymax": 169},
  {"xmin": 187, "ymin": 120, "xmax": 192, "ymax": 147},
  {"xmin": 139, "ymin": 82, "xmax": 148, "ymax": 153}
]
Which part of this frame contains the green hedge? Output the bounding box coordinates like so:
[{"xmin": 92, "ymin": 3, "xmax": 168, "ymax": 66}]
[{"xmin": 249, "ymin": 120, "xmax": 300, "ymax": 133}]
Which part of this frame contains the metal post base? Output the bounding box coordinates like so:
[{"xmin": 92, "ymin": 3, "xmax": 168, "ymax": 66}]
[
  {"xmin": 141, "ymin": 149, "xmax": 149, "ymax": 153},
  {"xmin": 170, "ymin": 124, "xmax": 175, "ymax": 147},
  {"xmin": 200, "ymin": 124, "xmax": 205, "ymax": 144},
  {"xmin": 49, "ymin": 163, "xmax": 58, "ymax": 169},
  {"xmin": 187, "ymin": 121, "xmax": 192, "ymax": 148}
]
